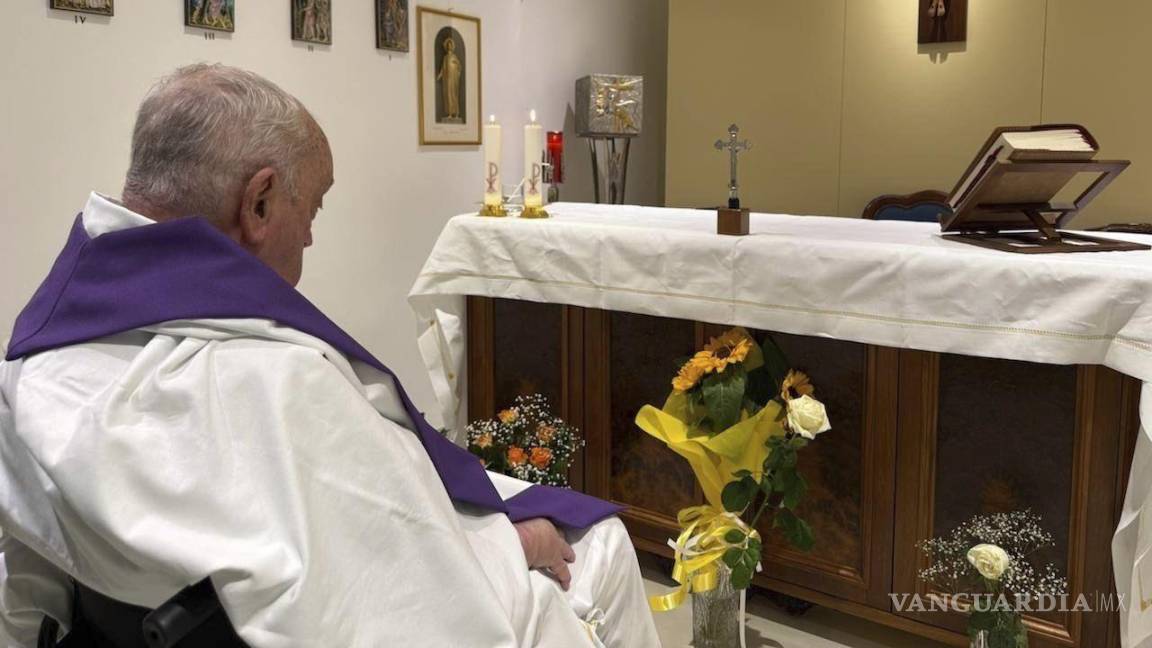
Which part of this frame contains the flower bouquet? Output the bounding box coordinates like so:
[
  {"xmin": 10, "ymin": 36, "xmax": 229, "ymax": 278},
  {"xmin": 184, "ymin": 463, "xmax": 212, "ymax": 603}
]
[
  {"xmin": 465, "ymin": 394, "xmax": 584, "ymax": 488},
  {"xmin": 635, "ymin": 326, "xmax": 831, "ymax": 643},
  {"xmin": 918, "ymin": 510, "xmax": 1067, "ymax": 648}
]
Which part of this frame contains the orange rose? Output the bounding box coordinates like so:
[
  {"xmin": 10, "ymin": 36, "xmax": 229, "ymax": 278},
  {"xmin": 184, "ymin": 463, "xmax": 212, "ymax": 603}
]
[
  {"xmin": 474, "ymin": 433, "xmax": 493, "ymax": 449},
  {"xmin": 498, "ymin": 408, "xmax": 519, "ymax": 424},
  {"xmin": 507, "ymin": 446, "xmax": 527, "ymax": 466},
  {"xmin": 536, "ymin": 424, "xmax": 556, "ymax": 444},
  {"xmin": 530, "ymin": 447, "xmax": 553, "ymax": 469}
]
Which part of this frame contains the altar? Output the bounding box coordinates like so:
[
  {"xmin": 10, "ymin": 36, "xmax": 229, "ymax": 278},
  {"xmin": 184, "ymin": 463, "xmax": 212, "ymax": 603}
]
[{"xmin": 409, "ymin": 203, "xmax": 1152, "ymax": 648}]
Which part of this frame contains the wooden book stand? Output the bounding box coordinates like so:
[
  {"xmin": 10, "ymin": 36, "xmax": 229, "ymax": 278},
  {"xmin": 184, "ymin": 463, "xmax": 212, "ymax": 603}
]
[{"xmin": 941, "ymin": 159, "xmax": 1150, "ymax": 253}]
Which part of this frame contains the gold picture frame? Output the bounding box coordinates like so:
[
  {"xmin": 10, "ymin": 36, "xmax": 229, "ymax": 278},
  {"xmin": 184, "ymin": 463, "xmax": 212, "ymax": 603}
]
[
  {"xmin": 416, "ymin": 7, "xmax": 481, "ymax": 146},
  {"xmin": 50, "ymin": 0, "xmax": 113, "ymax": 16}
]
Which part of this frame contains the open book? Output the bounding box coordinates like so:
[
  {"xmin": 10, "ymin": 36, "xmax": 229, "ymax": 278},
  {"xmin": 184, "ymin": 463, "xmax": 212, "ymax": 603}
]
[{"xmin": 948, "ymin": 124, "xmax": 1098, "ymax": 211}]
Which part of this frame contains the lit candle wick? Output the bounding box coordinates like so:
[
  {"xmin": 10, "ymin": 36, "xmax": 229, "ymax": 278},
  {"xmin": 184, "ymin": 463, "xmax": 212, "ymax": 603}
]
[{"xmin": 530, "ymin": 109, "xmax": 537, "ymax": 123}]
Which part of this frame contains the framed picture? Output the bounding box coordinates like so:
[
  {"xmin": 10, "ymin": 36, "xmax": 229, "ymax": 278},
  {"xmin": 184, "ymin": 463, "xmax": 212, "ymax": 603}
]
[
  {"xmin": 291, "ymin": 0, "xmax": 331, "ymax": 45},
  {"xmin": 417, "ymin": 7, "xmax": 481, "ymax": 146},
  {"xmin": 376, "ymin": 0, "xmax": 409, "ymax": 52},
  {"xmin": 186, "ymin": 0, "xmax": 235, "ymax": 32},
  {"xmin": 49, "ymin": 0, "xmax": 113, "ymax": 16}
]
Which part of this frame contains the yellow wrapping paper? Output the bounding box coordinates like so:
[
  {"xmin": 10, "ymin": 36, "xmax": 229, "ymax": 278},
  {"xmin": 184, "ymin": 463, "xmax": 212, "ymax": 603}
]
[
  {"xmin": 635, "ymin": 395, "xmax": 784, "ymax": 510},
  {"xmin": 635, "ymin": 391, "xmax": 786, "ymax": 610}
]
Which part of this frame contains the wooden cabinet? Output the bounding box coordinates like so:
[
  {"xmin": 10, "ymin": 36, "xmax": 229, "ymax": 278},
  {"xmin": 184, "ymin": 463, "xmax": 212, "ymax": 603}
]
[{"xmin": 467, "ymin": 297, "xmax": 1140, "ymax": 648}]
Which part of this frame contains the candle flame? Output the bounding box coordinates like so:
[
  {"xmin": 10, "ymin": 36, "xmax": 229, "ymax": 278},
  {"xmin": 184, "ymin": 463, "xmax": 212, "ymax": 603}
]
[
  {"xmin": 489, "ymin": 114, "xmax": 496, "ymax": 124},
  {"xmin": 530, "ymin": 109, "xmax": 537, "ymax": 123}
]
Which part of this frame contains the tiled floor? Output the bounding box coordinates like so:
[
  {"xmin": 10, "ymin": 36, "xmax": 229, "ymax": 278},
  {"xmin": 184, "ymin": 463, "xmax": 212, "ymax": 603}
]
[{"xmin": 642, "ymin": 566, "xmax": 953, "ymax": 648}]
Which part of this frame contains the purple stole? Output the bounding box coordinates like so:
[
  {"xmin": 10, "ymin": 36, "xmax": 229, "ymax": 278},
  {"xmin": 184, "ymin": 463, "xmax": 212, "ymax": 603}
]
[{"xmin": 6, "ymin": 215, "xmax": 619, "ymax": 529}]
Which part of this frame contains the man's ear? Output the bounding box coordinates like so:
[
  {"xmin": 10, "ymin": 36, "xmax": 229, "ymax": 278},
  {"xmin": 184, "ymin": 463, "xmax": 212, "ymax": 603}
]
[{"xmin": 238, "ymin": 167, "xmax": 278, "ymax": 247}]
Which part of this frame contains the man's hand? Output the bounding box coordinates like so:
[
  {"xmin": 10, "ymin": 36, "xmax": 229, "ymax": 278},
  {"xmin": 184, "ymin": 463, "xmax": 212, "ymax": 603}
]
[{"xmin": 514, "ymin": 518, "xmax": 576, "ymax": 591}]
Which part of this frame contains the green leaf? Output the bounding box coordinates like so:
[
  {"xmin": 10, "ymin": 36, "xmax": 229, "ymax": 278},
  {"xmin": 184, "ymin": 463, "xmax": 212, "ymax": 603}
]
[
  {"xmin": 989, "ymin": 626, "xmax": 1020, "ymax": 648},
  {"xmin": 772, "ymin": 467, "xmax": 798, "ymax": 493},
  {"xmin": 724, "ymin": 529, "xmax": 746, "ymax": 544},
  {"xmin": 774, "ymin": 509, "xmax": 814, "ymax": 551},
  {"xmin": 732, "ymin": 469, "xmax": 753, "ymax": 479},
  {"xmin": 748, "ymin": 537, "xmax": 762, "ymax": 554},
  {"xmin": 792, "ymin": 517, "xmax": 815, "ymax": 552},
  {"xmin": 702, "ymin": 365, "xmax": 746, "ymax": 432},
  {"xmin": 723, "ymin": 547, "xmax": 743, "ymax": 569},
  {"xmin": 968, "ymin": 610, "xmax": 997, "ymax": 634},
  {"xmin": 730, "ymin": 564, "xmax": 754, "ymax": 590},
  {"xmin": 722, "ymin": 479, "xmax": 753, "ymax": 513},
  {"xmin": 744, "ymin": 363, "xmax": 776, "ymax": 410},
  {"xmin": 760, "ymin": 335, "xmax": 791, "ymax": 391},
  {"xmin": 782, "ymin": 474, "xmax": 808, "ymax": 511}
]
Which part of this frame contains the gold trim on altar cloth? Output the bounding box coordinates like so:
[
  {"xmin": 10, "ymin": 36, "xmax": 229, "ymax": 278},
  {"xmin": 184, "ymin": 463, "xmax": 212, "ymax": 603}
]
[{"xmin": 416, "ymin": 270, "xmax": 1152, "ymax": 354}]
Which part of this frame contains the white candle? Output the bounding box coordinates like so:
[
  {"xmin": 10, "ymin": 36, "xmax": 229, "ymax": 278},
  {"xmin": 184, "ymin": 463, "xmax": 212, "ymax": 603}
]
[
  {"xmin": 524, "ymin": 110, "xmax": 544, "ymax": 209},
  {"xmin": 483, "ymin": 115, "xmax": 502, "ymax": 207}
]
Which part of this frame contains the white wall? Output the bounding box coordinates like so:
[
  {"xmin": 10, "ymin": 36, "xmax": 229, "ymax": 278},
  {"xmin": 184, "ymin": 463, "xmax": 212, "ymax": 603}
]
[{"xmin": 0, "ymin": 0, "xmax": 667, "ymax": 422}]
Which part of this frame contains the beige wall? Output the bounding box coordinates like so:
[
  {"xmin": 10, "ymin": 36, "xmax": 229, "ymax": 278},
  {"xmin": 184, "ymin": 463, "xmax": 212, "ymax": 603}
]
[
  {"xmin": 0, "ymin": 0, "xmax": 667, "ymax": 425},
  {"xmin": 666, "ymin": 0, "xmax": 1150, "ymax": 227}
]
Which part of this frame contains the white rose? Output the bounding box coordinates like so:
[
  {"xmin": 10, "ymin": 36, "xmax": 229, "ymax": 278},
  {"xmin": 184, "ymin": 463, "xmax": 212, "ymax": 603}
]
[
  {"xmin": 967, "ymin": 544, "xmax": 1012, "ymax": 581},
  {"xmin": 786, "ymin": 395, "xmax": 830, "ymax": 440}
]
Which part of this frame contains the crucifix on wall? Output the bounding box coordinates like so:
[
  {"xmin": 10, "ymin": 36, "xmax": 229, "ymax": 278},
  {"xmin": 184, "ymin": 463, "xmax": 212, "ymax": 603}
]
[{"xmin": 918, "ymin": 0, "xmax": 967, "ymax": 44}]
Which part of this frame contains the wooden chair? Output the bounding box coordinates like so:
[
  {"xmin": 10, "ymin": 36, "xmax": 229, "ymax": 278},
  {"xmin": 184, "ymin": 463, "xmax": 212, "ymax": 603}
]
[{"xmin": 861, "ymin": 190, "xmax": 950, "ymax": 223}]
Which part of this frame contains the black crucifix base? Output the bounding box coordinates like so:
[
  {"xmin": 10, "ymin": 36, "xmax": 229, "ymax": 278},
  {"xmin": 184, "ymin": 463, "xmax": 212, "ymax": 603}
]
[{"xmin": 717, "ymin": 204, "xmax": 750, "ymax": 236}]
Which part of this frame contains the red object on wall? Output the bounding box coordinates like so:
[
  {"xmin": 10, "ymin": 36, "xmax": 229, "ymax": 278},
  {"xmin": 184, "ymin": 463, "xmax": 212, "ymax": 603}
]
[{"xmin": 547, "ymin": 131, "xmax": 564, "ymax": 183}]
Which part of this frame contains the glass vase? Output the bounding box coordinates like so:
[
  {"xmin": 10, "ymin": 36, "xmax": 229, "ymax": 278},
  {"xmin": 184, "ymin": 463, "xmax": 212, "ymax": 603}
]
[
  {"xmin": 691, "ymin": 564, "xmax": 744, "ymax": 648},
  {"xmin": 969, "ymin": 620, "xmax": 1028, "ymax": 648}
]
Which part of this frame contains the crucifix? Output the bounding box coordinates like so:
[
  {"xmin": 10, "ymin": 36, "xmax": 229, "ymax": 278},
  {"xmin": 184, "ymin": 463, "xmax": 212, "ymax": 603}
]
[
  {"xmin": 715, "ymin": 124, "xmax": 751, "ymax": 209},
  {"xmin": 714, "ymin": 123, "xmax": 752, "ymax": 236}
]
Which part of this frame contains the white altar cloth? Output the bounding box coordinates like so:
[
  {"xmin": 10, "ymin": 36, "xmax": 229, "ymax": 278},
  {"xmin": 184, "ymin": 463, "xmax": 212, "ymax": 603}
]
[{"xmin": 408, "ymin": 202, "xmax": 1152, "ymax": 646}]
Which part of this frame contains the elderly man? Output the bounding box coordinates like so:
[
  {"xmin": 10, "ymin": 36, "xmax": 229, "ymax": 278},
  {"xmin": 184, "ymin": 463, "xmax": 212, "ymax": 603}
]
[{"xmin": 0, "ymin": 64, "xmax": 660, "ymax": 647}]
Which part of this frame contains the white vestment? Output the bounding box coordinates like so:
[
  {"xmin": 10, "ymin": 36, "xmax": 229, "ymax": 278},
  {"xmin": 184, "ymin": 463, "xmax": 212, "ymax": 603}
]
[{"xmin": 0, "ymin": 194, "xmax": 660, "ymax": 647}]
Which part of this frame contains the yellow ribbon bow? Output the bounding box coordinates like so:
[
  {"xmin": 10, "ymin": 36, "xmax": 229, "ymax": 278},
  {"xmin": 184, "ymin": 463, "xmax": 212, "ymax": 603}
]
[{"xmin": 649, "ymin": 505, "xmax": 761, "ymax": 611}]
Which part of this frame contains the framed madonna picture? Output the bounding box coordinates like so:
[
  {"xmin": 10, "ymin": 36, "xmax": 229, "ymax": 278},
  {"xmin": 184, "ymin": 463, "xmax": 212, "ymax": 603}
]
[{"xmin": 416, "ymin": 7, "xmax": 481, "ymax": 145}]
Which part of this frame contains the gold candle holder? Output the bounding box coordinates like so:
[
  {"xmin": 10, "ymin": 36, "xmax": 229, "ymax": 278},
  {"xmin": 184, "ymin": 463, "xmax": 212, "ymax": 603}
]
[
  {"xmin": 478, "ymin": 203, "xmax": 508, "ymax": 217},
  {"xmin": 520, "ymin": 205, "xmax": 549, "ymax": 219}
]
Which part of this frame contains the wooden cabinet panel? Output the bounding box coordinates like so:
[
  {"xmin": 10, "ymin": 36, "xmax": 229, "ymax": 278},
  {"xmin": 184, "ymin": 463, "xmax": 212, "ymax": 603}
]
[
  {"xmin": 606, "ymin": 311, "xmax": 700, "ymax": 518},
  {"xmin": 491, "ymin": 299, "xmax": 565, "ymax": 413},
  {"xmin": 894, "ymin": 352, "xmax": 1135, "ymax": 648},
  {"xmin": 584, "ymin": 309, "xmax": 703, "ymax": 552},
  {"xmin": 739, "ymin": 331, "xmax": 898, "ymax": 607}
]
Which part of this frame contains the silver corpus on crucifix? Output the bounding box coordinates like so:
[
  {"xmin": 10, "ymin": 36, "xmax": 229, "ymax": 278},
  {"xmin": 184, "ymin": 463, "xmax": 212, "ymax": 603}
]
[{"xmin": 715, "ymin": 124, "xmax": 751, "ymax": 209}]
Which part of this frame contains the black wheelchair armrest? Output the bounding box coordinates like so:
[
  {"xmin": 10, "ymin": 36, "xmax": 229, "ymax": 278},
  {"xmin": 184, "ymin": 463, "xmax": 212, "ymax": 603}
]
[{"xmin": 141, "ymin": 579, "xmax": 226, "ymax": 648}]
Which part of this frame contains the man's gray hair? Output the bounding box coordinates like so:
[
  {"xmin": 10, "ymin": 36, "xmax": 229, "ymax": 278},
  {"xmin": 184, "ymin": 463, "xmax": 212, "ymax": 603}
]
[{"xmin": 123, "ymin": 63, "xmax": 324, "ymax": 220}]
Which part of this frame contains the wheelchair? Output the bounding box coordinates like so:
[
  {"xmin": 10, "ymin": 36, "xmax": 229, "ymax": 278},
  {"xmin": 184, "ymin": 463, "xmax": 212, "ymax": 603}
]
[{"xmin": 38, "ymin": 578, "xmax": 247, "ymax": 648}]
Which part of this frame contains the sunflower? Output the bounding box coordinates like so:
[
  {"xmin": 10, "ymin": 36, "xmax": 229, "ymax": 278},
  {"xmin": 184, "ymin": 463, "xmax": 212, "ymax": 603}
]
[
  {"xmin": 672, "ymin": 360, "xmax": 706, "ymax": 392},
  {"xmin": 692, "ymin": 328, "xmax": 754, "ymax": 374},
  {"xmin": 780, "ymin": 370, "xmax": 815, "ymax": 401},
  {"xmin": 507, "ymin": 446, "xmax": 527, "ymax": 466},
  {"xmin": 529, "ymin": 447, "xmax": 553, "ymax": 469}
]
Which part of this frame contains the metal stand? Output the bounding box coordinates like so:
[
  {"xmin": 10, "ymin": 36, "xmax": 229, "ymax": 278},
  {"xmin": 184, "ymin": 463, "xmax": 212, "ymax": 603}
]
[{"xmin": 587, "ymin": 136, "xmax": 633, "ymax": 204}]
